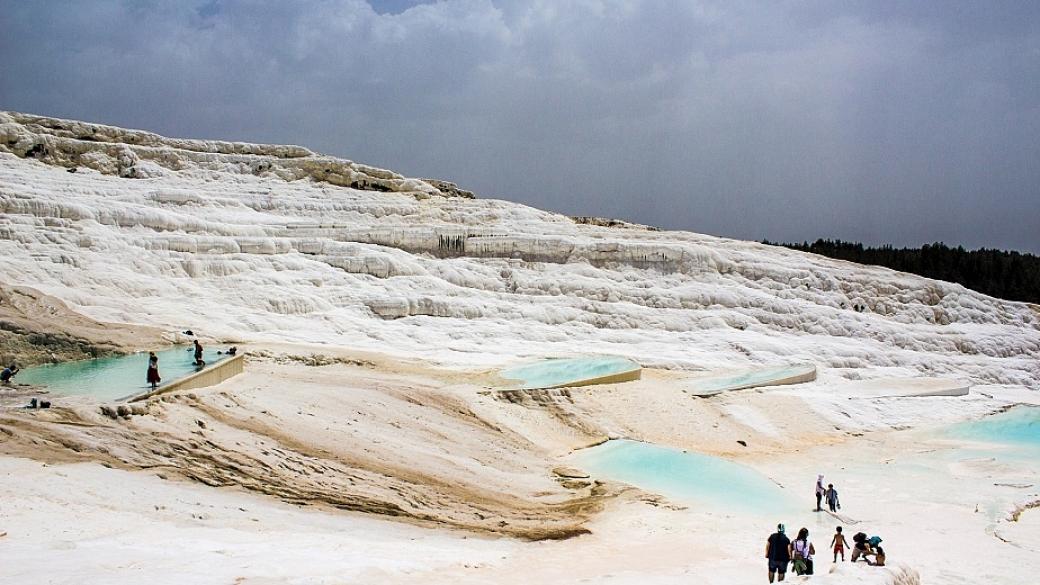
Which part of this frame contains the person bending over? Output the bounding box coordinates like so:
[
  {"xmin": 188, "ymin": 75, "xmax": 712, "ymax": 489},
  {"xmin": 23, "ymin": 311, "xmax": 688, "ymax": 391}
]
[
  {"xmin": 1, "ymin": 364, "xmax": 18, "ymax": 385},
  {"xmin": 851, "ymin": 532, "xmax": 876, "ymax": 565}
]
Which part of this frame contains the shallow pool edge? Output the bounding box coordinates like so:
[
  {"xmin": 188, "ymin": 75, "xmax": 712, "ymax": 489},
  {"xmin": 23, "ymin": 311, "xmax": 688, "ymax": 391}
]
[{"xmin": 126, "ymin": 354, "xmax": 245, "ymax": 402}]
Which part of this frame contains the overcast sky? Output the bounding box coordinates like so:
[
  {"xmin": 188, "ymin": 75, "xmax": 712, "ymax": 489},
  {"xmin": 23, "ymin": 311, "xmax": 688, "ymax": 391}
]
[{"xmin": 2, "ymin": 1, "xmax": 1038, "ymax": 252}]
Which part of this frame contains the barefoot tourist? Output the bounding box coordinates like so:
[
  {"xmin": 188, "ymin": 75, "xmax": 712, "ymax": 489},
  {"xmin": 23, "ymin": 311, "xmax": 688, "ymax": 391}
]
[
  {"xmin": 867, "ymin": 535, "xmax": 885, "ymax": 566},
  {"xmin": 831, "ymin": 526, "xmax": 850, "ymax": 562}
]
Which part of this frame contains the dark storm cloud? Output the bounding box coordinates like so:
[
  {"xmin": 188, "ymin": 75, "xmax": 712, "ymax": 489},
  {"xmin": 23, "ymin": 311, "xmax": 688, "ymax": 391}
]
[{"xmin": 2, "ymin": 0, "xmax": 1038, "ymax": 252}]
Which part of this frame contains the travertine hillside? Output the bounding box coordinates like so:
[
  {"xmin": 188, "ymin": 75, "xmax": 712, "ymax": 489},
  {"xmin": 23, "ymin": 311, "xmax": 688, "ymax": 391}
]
[{"xmin": 1, "ymin": 111, "xmax": 1037, "ymax": 386}]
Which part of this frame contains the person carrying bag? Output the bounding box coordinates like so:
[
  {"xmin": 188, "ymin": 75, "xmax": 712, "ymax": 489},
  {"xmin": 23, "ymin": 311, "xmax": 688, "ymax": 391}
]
[{"xmin": 792, "ymin": 527, "xmax": 816, "ymax": 575}]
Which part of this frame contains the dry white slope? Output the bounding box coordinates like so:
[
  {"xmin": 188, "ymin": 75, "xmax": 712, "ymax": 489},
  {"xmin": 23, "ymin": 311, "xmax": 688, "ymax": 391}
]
[{"xmin": 1, "ymin": 110, "xmax": 1036, "ymax": 389}]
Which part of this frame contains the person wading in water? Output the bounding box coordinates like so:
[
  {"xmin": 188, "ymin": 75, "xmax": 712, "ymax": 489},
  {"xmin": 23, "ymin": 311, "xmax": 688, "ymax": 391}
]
[
  {"xmin": 191, "ymin": 339, "xmax": 204, "ymax": 367},
  {"xmin": 146, "ymin": 352, "xmax": 161, "ymax": 389}
]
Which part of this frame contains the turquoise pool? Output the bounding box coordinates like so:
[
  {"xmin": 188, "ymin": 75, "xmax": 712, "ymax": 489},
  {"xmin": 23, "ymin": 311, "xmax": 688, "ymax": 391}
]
[
  {"xmin": 499, "ymin": 356, "xmax": 640, "ymax": 390},
  {"xmin": 16, "ymin": 346, "xmax": 229, "ymax": 401},
  {"xmin": 571, "ymin": 439, "xmax": 796, "ymax": 514},
  {"xmin": 947, "ymin": 407, "xmax": 1040, "ymax": 449},
  {"xmin": 688, "ymin": 365, "xmax": 815, "ymax": 396}
]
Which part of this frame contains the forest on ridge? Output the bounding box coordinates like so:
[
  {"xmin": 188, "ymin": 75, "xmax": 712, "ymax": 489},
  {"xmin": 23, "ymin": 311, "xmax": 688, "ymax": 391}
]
[{"xmin": 764, "ymin": 239, "xmax": 1040, "ymax": 305}]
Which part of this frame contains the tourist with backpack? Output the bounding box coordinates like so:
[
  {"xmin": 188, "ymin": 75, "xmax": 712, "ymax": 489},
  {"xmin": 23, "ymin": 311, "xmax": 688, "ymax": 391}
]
[{"xmin": 792, "ymin": 527, "xmax": 815, "ymax": 575}]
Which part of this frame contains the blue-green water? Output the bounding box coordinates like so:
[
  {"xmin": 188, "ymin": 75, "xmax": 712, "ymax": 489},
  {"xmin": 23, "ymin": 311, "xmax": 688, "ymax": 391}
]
[
  {"xmin": 499, "ymin": 356, "xmax": 639, "ymax": 390},
  {"xmin": 947, "ymin": 407, "xmax": 1040, "ymax": 448},
  {"xmin": 690, "ymin": 365, "xmax": 815, "ymax": 395},
  {"xmin": 572, "ymin": 439, "xmax": 797, "ymax": 514},
  {"xmin": 16, "ymin": 346, "xmax": 229, "ymax": 401}
]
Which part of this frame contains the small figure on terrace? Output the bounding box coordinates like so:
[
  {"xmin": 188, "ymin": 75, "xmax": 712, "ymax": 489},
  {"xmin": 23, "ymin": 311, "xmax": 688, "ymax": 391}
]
[
  {"xmin": 867, "ymin": 535, "xmax": 885, "ymax": 566},
  {"xmin": 1, "ymin": 364, "xmax": 18, "ymax": 385},
  {"xmin": 191, "ymin": 339, "xmax": 204, "ymax": 366},
  {"xmin": 147, "ymin": 352, "xmax": 161, "ymax": 389},
  {"xmin": 815, "ymin": 474, "xmax": 825, "ymax": 511},
  {"xmin": 825, "ymin": 483, "xmax": 841, "ymax": 512},
  {"xmin": 831, "ymin": 526, "xmax": 850, "ymax": 562}
]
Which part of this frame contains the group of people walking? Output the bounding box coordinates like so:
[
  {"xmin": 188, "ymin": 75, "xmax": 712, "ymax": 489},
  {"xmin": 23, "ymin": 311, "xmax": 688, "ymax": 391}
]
[
  {"xmin": 851, "ymin": 532, "xmax": 885, "ymax": 565},
  {"xmin": 766, "ymin": 524, "xmax": 816, "ymax": 582},
  {"xmin": 765, "ymin": 474, "xmax": 885, "ymax": 582}
]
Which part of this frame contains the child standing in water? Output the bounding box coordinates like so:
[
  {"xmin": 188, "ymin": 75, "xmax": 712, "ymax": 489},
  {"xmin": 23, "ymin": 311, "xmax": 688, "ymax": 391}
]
[{"xmin": 830, "ymin": 526, "xmax": 850, "ymax": 562}]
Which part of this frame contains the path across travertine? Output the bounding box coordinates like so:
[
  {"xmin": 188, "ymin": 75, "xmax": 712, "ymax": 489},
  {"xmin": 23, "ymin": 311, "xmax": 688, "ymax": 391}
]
[{"xmin": 825, "ymin": 509, "xmax": 859, "ymax": 525}]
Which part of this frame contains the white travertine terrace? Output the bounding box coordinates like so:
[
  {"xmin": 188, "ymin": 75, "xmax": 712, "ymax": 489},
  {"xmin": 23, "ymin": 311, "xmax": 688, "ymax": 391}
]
[{"xmin": 2, "ymin": 110, "xmax": 1036, "ymax": 391}]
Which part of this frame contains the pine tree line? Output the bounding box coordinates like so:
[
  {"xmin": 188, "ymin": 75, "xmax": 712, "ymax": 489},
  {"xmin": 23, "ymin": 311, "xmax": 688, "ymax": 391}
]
[{"xmin": 762, "ymin": 239, "xmax": 1040, "ymax": 305}]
